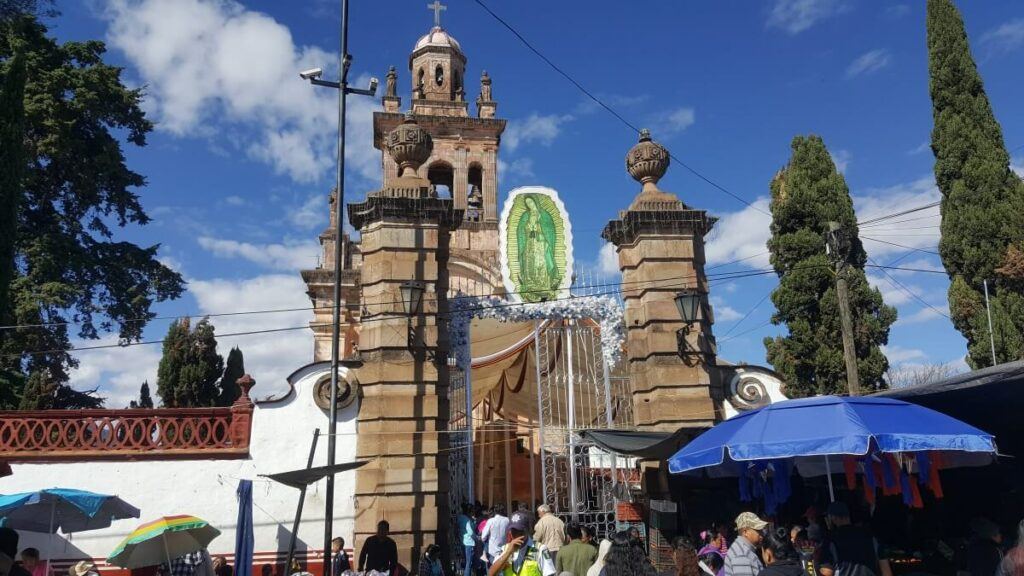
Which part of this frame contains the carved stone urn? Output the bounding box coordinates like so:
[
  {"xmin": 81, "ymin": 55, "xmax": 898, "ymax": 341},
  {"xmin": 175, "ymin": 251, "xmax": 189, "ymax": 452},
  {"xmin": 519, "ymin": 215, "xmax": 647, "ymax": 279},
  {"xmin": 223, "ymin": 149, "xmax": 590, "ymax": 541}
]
[{"xmin": 387, "ymin": 112, "xmax": 433, "ymax": 177}]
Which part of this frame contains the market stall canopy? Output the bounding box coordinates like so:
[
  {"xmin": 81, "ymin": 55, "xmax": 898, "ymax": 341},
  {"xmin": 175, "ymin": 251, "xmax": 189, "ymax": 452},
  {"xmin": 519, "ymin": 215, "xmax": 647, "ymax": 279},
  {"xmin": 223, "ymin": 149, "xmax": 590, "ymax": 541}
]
[
  {"xmin": 0, "ymin": 488, "xmax": 139, "ymax": 533},
  {"xmin": 261, "ymin": 461, "xmax": 369, "ymax": 490},
  {"xmin": 579, "ymin": 429, "xmax": 703, "ymax": 460},
  {"xmin": 877, "ymin": 360, "xmax": 1024, "ymax": 457}
]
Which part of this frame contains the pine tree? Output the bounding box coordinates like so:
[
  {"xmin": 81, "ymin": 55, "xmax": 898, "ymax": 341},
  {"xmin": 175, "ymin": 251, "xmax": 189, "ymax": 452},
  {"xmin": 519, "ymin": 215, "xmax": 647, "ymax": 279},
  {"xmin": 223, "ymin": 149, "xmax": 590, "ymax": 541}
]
[
  {"xmin": 156, "ymin": 318, "xmax": 223, "ymax": 407},
  {"xmin": 764, "ymin": 135, "xmax": 897, "ymax": 397},
  {"xmin": 927, "ymin": 0, "xmax": 1024, "ymax": 367},
  {"xmin": 136, "ymin": 381, "xmax": 154, "ymax": 408},
  {"xmin": 218, "ymin": 347, "xmax": 245, "ymax": 406},
  {"xmin": 18, "ymin": 370, "xmax": 52, "ymax": 410},
  {"xmin": 0, "ymin": 42, "xmax": 25, "ymax": 409}
]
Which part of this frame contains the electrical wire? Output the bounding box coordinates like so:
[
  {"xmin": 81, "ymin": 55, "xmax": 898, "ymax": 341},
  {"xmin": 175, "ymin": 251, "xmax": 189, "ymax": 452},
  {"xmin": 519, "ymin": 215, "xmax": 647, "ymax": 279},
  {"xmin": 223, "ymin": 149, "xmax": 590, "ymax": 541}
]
[
  {"xmin": 718, "ymin": 292, "xmax": 770, "ymax": 340},
  {"xmin": 861, "ymin": 236, "xmax": 940, "ymax": 256},
  {"xmin": 471, "ymin": 0, "xmax": 767, "ymax": 215},
  {"xmin": 865, "ymin": 255, "xmax": 951, "ymax": 320},
  {"xmin": 856, "ymin": 202, "xmax": 941, "ymax": 226}
]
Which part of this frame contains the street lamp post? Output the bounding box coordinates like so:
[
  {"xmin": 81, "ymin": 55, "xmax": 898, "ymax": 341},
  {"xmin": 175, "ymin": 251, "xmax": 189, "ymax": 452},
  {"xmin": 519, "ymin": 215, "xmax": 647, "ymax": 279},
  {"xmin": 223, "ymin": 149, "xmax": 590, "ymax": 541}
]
[
  {"xmin": 298, "ymin": 0, "xmax": 377, "ymax": 565},
  {"xmin": 674, "ymin": 288, "xmax": 702, "ymax": 365}
]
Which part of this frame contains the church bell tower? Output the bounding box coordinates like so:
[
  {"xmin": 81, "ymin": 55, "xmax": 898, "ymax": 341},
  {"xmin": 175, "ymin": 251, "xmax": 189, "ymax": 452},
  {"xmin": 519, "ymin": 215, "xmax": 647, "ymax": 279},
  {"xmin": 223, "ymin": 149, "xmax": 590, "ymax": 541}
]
[{"xmin": 374, "ymin": 2, "xmax": 506, "ymax": 288}]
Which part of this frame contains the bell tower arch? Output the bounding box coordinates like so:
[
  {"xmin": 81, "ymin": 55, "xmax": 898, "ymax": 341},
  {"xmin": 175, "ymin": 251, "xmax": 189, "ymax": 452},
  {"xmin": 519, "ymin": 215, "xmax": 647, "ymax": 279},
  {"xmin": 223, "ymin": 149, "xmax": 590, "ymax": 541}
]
[{"xmin": 373, "ymin": 2, "xmax": 506, "ymax": 275}]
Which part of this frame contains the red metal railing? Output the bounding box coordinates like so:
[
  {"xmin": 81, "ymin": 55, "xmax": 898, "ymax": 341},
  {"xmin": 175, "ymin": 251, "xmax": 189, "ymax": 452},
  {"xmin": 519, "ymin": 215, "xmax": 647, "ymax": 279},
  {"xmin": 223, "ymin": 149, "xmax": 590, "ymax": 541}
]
[{"xmin": 0, "ymin": 376, "xmax": 255, "ymax": 462}]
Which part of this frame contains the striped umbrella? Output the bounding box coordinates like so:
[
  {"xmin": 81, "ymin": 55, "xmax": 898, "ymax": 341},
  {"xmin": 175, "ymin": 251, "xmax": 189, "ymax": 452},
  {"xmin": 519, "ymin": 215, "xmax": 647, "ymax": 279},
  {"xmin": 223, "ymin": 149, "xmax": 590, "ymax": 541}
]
[{"xmin": 107, "ymin": 515, "xmax": 221, "ymax": 569}]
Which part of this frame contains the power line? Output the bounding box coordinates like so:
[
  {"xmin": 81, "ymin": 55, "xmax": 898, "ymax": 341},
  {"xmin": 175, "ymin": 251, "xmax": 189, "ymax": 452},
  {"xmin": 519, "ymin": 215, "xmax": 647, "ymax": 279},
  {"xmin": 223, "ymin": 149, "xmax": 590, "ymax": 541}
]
[
  {"xmin": 471, "ymin": 0, "xmax": 767, "ymax": 215},
  {"xmin": 719, "ymin": 292, "xmax": 770, "ymax": 340},
  {"xmin": 861, "ymin": 236, "xmax": 940, "ymax": 256},
  {"xmin": 866, "ymin": 255, "xmax": 951, "ymax": 320},
  {"xmin": 859, "ymin": 213, "xmax": 941, "ymax": 228},
  {"xmin": 857, "ymin": 202, "xmax": 940, "ymax": 226}
]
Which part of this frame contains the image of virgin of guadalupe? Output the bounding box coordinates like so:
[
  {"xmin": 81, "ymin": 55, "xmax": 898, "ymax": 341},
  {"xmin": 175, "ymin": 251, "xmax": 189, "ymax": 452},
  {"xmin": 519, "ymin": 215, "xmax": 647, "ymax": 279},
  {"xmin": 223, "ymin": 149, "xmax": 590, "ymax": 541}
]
[{"xmin": 516, "ymin": 195, "xmax": 561, "ymax": 302}]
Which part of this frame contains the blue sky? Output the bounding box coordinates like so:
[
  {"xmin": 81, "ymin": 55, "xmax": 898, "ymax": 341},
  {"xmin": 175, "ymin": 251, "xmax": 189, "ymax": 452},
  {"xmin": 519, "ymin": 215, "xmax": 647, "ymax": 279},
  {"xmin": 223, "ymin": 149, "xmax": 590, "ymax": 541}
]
[{"xmin": 47, "ymin": 1, "xmax": 1024, "ymax": 405}]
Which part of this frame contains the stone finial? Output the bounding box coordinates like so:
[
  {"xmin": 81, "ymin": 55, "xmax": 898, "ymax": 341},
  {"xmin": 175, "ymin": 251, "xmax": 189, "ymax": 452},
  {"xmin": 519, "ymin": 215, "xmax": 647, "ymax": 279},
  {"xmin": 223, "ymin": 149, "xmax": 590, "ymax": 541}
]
[
  {"xmin": 626, "ymin": 128, "xmax": 670, "ymax": 192},
  {"xmin": 386, "ymin": 112, "xmax": 433, "ymax": 177}
]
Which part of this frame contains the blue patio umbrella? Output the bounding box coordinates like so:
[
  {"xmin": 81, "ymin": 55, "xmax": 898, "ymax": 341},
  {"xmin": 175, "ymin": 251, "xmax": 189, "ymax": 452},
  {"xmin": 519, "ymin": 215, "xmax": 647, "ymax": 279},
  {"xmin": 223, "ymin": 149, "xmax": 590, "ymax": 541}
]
[
  {"xmin": 234, "ymin": 480, "xmax": 253, "ymax": 576},
  {"xmin": 0, "ymin": 488, "xmax": 140, "ymax": 533},
  {"xmin": 667, "ymin": 396, "xmax": 997, "ymax": 507},
  {"xmin": 0, "ymin": 488, "xmax": 140, "ymax": 575}
]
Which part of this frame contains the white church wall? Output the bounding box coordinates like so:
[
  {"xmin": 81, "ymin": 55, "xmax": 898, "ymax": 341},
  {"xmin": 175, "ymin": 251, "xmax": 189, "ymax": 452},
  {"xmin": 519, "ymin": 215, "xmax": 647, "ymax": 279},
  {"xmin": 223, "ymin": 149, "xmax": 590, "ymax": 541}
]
[{"xmin": 2, "ymin": 362, "xmax": 358, "ymax": 566}]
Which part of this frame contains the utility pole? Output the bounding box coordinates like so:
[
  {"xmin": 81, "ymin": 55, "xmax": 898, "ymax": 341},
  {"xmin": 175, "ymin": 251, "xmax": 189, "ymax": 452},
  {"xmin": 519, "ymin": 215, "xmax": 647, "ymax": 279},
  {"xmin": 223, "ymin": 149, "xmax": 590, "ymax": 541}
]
[
  {"xmin": 299, "ymin": 0, "xmax": 377, "ymax": 565},
  {"xmin": 827, "ymin": 221, "xmax": 861, "ymax": 396},
  {"xmin": 983, "ymin": 279, "xmax": 997, "ymax": 366}
]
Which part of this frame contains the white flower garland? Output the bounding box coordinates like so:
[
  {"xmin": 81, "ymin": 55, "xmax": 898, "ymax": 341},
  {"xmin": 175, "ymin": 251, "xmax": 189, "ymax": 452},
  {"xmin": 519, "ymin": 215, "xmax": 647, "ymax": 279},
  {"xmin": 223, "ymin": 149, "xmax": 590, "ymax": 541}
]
[{"xmin": 448, "ymin": 295, "xmax": 625, "ymax": 369}]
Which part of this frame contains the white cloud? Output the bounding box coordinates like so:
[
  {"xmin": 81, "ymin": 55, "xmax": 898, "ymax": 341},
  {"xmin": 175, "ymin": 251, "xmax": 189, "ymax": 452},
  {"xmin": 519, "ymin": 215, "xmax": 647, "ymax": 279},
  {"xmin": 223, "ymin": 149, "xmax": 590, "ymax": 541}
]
[
  {"xmin": 1012, "ymin": 156, "xmax": 1023, "ymax": 178},
  {"xmin": 884, "ymin": 4, "xmax": 910, "ymax": 19},
  {"xmin": 503, "ymin": 113, "xmax": 573, "ymax": 151},
  {"xmin": 287, "ymin": 193, "xmax": 328, "ymax": 231},
  {"xmin": 188, "ymin": 274, "xmax": 313, "ymax": 399},
  {"xmin": 103, "ymin": 0, "xmax": 380, "ymax": 184},
  {"xmin": 853, "ymin": 175, "xmax": 941, "ymax": 260},
  {"xmin": 830, "ymin": 149, "xmax": 851, "ymax": 173},
  {"xmin": 897, "ymin": 304, "xmax": 950, "ymax": 325},
  {"xmin": 498, "ymin": 158, "xmax": 536, "ymax": 183},
  {"xmin": 767, "ymin": 0, "xmax": 848, "ymax": 35},
  {"xmin": 705, "ymin": 197, "xmax": 773, "ymax": 269},
  {"xmin": 224, "ymin": 195, "xmax": 246, "ymax": 206},
  {"xmin": 881, "ymin": 344, "xmax": 927, "ymax": 363},
  {"xmin": 846, "ymin": 49, "xmax": 891, "ymax": 78},
  {"xmin": 867, "ymin": 273, "xmax": 913, "ymax": 306},
  {"xmin": 597, "ymin": 243, "xmax": 620, "ymax": 276},
  {"xmin": 661, "ymin": 107, "xmax": 696, "ymax": 135},
  {"xmin": 710, "ymin": 296, "xmax": 743, "ymax": 322},
  {"xmin": 981, "ymin": 18, "xmax": 1024, "ymax": 53},
  {"xmin": 68, "ymin": 336, "xmax": 163, "ymax": 408},
  {"xmin": 908, "ymin": 141, "xmax": 930, "ymax": 155},
  {"xmin": 197, "ymin": 236, "xmax": 320, "ymax": 271}
]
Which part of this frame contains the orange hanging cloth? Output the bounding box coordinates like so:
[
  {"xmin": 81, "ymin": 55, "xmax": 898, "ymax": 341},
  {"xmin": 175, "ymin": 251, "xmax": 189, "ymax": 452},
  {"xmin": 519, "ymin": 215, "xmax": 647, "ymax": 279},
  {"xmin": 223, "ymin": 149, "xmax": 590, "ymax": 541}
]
[
  {"xmin": 909, "ymin": 475, "xmax": 924, "ymax": 508},
  {"xmin": 863, "ymin": 477, "xmax": 876, "ymax": 505}
]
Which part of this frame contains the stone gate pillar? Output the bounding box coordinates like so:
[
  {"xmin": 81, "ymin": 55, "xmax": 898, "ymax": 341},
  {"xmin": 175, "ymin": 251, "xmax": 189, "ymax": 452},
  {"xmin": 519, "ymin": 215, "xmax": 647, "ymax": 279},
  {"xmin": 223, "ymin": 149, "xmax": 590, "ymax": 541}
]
[
  {"xmin": 348, "ymin": 113, "xmax": 462, "ymax": 567},
  {"xmin": 602, "ymin": 130, "xmax": 720, "ymax": 432}
]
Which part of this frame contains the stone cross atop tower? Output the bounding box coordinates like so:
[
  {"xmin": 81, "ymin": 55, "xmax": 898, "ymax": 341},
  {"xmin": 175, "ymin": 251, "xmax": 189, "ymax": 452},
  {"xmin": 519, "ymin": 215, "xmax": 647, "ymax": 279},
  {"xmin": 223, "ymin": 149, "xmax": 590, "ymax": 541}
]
[{"xmin": 427, "ymin": 0, "xmax": 446, "ymax": 27}]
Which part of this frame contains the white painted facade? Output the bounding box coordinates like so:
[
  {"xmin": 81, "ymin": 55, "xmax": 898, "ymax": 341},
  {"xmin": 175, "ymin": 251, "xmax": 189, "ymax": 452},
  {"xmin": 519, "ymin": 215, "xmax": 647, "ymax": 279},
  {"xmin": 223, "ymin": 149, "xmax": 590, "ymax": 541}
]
[{"xmin": 2, "ymin": 362, "xmax": 357, "ymax": 567}]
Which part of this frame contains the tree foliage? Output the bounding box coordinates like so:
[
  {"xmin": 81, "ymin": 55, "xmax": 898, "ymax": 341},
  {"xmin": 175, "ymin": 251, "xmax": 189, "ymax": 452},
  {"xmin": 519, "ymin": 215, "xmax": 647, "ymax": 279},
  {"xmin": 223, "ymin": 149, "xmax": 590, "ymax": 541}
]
[
  {"xmin": 927, "ymin": 0, "xmax": 1024, "ymax": 367},
  {"xmin": 0, "ymin": 40, "xmax": 25, "ymax": 409},
  {"xmin": 764, "ymin": 135, "xmax": 897, "ymax": 397},
  {"xmin": 130, "ymin": 381, "xmax": 154, "ymax": 409},
  {"xmin": 0, "ymin": 14, "xmax": 184, "ymax": 407},
  {"xmin": 218, "ymin": 346, "xmax": 245, "ymax": 406},
  {"xmin": 156, "ymin": 318, "xmax": 223, "ymax": 408}
]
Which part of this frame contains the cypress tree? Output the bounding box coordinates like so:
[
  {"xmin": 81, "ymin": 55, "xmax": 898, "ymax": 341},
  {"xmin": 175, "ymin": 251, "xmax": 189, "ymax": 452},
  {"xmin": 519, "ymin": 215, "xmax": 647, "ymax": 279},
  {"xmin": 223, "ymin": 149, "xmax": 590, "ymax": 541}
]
[
  {"xmin": 156, "ymin": 318, "xmax": 223, "ymax": 407},
  {"xmin": 137, "ymin": 381, "xmax": 154, "ymax": 408},
  {"xmin": 18, "ymin": 370, "xmax": 52, "ymax": 410},
  {"xmin": 218, "ymin": 347, "xmax": 245, "ymax": 406},
  {"xmin": 927, "ymin": 0, "xmax": 1024, "ymax": 367},
  {"xmin": 764, "ymin": 135, "xmax": 897, "ymax": 397},
  {"xmin": 0, "ymin": 45, "xmax": 25, "ymax": 408}
]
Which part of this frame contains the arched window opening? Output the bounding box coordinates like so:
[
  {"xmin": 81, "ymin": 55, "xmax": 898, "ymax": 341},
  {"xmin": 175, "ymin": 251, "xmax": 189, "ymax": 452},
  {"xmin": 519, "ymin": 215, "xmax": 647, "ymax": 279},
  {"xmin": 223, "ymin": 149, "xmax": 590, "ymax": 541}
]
[
  {"xmin": 416, "ymin": 68, "xmax": 425, "ymax": 98},
  {"xmin": 428, "ymin": 162, "xmax": 454, "ymax": 198},
  {"xmin": 467, "ymin": 164, "xmax": 483, "ymax": 222}
]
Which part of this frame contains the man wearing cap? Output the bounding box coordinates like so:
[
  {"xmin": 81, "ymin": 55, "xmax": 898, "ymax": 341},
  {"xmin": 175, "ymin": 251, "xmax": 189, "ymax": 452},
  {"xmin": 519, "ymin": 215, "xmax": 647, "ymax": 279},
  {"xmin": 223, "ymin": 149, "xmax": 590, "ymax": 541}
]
[
  {"xmin": 488, "ymin": 518, "xmax": 556, "ymax": 576},
  {"xmin": 724, "ymin": 512, "xmax": 767, "ymax": 576},
  {"xmin": 818, "ymin": 502, "xmax": 892, "ymax": 576}
]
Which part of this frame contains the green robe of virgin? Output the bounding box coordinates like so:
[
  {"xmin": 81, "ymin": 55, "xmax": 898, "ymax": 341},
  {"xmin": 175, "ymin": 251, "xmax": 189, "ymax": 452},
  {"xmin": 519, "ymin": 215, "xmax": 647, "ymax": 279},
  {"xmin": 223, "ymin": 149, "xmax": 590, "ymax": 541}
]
[{"xmin": 516, "ymin": 195, "xmax": 560, "ymax": 301}]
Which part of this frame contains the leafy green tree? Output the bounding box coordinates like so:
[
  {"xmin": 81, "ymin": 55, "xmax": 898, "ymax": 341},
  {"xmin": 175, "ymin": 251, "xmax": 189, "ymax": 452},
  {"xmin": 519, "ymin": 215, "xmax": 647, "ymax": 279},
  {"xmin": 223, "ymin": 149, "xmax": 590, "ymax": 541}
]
[
  {"xmin": 218, "ymin": 347, "xmax": 245, "ymax": 406},
  {"xmin": 130, "ymin": 381, "xmax": 154, "ymax": 409},
  {"xmin": 0, "ymin": 40, "xmax": 25, "ymax": 409},
  {"xmin": 18, "ymin": 370, "xmax": 50, "ymax": 410},
  {"xmin": 156, "ymin": 318, "xmax": 223, "ymax": 407},
  {"xmin": 927, "ymin": 0, "xmax": 1024, "ymax": 367},
  {"xmin": 764, "ymin": 135, "xmax": 897, "ymax": 397},
  {"xmin": 0, "ymin": 14, "xmax": 184, "ymax": 407}
]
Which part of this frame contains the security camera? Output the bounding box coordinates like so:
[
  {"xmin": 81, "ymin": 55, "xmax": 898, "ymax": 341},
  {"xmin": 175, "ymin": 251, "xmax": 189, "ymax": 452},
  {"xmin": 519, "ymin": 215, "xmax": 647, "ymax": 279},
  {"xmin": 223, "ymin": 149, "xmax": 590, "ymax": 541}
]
[
  {"xmin": 368, "ymin": 77, "xmax": 379, "ymax": 94},
  {"xmin": 299, "ymin": 68, "xmax": 323, "ymax": 80}
]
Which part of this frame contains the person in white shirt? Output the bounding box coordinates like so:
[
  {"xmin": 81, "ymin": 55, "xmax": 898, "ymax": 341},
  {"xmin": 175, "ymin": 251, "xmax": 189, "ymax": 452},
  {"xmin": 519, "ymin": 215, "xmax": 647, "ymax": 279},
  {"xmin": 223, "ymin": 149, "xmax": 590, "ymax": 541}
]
[{"xmin": 482, "ymin": 504, "xmax": 512, "ymax": 566}]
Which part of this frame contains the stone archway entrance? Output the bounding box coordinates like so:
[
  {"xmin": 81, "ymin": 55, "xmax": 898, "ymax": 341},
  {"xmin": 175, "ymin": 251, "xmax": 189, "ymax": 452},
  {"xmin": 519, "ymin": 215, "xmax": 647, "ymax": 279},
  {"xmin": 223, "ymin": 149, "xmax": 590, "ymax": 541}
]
[{"xmin": 445, "ymin": 296, "xmax": 629, "ymax": 565}]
